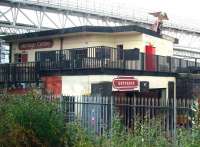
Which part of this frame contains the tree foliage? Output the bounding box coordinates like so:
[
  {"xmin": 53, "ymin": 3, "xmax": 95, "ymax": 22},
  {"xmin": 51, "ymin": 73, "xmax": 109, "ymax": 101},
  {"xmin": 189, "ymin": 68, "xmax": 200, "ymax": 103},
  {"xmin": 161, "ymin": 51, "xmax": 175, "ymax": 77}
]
[{"xmin": 0, "ymin": 93, "xmax": 66, "ymax": 147}]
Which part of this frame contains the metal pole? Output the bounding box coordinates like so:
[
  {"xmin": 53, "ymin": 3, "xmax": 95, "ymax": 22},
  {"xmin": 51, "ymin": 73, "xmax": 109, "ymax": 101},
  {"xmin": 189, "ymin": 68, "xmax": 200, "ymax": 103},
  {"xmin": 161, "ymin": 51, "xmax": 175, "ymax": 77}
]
[
  {"xmin": 110, "ymin": 96, "xmax": 113, "ymax": 146},
  {"xmin": 173, "ymin": 81, "xmax": 177, "ymax": 146},
  {"xmin": 195, "ymin": 58, "xmax": 197, "ymax": 68},
  {"xmin": 60, "ymin": 94, "xmax": 63, "ymax": 113}
]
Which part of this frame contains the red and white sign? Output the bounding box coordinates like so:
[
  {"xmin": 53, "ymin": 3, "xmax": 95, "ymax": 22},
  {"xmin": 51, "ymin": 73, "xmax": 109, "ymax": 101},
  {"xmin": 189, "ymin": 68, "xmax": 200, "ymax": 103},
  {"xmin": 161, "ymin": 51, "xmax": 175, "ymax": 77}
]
[
  {"xmin": 19, "ymin": 40, "xmax": 53, "ymax": 50},
  {"xmin": 112, "ymin": 76, "xmax": 139, "ymax": 91}
]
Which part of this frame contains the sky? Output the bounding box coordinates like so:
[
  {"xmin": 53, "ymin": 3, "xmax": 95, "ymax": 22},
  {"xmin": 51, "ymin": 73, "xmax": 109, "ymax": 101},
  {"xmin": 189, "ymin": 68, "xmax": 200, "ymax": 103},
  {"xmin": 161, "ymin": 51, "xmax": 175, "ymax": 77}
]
[
  {"xmin": 105, "ymin": 0, "xmax": 200, "ymax": 28},
  {"xmin": 1, "ymin": 0, "xmax": 200, "ymax": 29},
  {"xmin": 113, "ymin": 0, "xmax": 198, "ymax": 18}
]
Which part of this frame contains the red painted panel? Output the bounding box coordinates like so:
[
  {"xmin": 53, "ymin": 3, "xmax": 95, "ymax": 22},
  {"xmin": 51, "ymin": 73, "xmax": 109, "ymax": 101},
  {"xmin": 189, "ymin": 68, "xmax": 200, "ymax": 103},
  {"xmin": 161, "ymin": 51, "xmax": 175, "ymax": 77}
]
[
  {"xmin": 42, "ymin": 76, "xmax": 62, "ymax": 96},
  {"xmin": 7, "ymin": 88, "xmax": 30, "ymax": 94},
  {"xmin": 145, "ymin": 44, "xmax": 156, "ymax": 71},
  {"xmin": 21, "ymin": 54, "xmax": 28, "ymax": 63}
]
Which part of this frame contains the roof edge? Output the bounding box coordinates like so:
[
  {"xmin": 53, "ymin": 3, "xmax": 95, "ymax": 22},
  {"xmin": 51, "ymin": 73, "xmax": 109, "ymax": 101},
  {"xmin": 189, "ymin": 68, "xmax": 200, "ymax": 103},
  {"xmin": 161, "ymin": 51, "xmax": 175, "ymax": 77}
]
[{"xmin": 0, "ymin": 25, "xmax": 177, "ymax": 43}]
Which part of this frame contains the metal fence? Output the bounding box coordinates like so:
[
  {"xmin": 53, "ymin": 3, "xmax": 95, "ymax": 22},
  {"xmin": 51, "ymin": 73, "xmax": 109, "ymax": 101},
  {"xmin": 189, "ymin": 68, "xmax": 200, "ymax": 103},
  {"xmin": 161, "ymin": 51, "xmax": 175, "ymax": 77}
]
[
  {"xmin": 1, "ymin": 46, "xmax": 200, "ymax": 84},
  {"xmin": 58, "ymin": 95, "xmax": 193, "ymax": 136},
  {"xmin": 35, "ymin": 46, "xmax": 200, "ymax": 73},
  {"xmin": 0, "ymin": 62, "xmax": 37, "ymax": 83}
]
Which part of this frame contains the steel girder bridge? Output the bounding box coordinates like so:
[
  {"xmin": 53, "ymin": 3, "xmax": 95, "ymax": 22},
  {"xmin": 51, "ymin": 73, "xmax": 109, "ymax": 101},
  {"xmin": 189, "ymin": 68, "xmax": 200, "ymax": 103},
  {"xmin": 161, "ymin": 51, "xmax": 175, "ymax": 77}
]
[{"xmin": 1, "ymin": 0, "xmax": 200, "ymax": 61}]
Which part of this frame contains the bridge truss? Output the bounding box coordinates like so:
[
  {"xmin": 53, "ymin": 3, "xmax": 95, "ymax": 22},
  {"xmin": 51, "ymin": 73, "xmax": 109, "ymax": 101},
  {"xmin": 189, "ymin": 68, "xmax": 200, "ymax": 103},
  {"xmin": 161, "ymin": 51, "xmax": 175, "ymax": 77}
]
[{"xmin": 1, "ymin": 0, "xmax": 200, "ymax": 62}]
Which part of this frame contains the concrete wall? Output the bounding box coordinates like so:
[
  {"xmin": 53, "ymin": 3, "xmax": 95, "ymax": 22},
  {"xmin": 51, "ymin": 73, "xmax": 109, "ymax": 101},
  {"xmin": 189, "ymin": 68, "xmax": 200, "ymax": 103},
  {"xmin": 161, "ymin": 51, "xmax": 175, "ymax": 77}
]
[
  {"xmin": 142, "ymin": 34, "xmax": 174, "ymax": 56},
  {"xmin": 10, "ymin": 32, "xmax": 173, "ymax": 63},
  {"xmin": 62, "ymin": 75, "xmax": 175, "ymax": 97}
]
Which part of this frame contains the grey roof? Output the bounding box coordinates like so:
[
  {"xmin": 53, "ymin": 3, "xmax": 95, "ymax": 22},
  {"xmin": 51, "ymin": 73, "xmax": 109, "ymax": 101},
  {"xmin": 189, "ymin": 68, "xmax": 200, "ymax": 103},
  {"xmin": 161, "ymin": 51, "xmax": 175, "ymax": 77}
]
[{"xmin": 0, "ymin": 25, "xmax": 177, "ymax": 43}]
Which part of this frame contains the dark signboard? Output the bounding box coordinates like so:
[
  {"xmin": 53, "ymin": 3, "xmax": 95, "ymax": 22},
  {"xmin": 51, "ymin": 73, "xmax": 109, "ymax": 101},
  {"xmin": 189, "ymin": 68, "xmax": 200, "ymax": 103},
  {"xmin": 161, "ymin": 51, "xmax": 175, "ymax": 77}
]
[
  {"xmin": 91, "ymin": 82, "xmax": 112, "ymax": 96},
  {"xmin": 140, "ymin": 81, "xmax": 149, "ymax": 92},
  {"xmin": 124, "ymin": 48, "xmax": 140, "ymax": 60},
  {"xmin": 19, "ymin": 40, "xmax": 53, "ymax": 50}
]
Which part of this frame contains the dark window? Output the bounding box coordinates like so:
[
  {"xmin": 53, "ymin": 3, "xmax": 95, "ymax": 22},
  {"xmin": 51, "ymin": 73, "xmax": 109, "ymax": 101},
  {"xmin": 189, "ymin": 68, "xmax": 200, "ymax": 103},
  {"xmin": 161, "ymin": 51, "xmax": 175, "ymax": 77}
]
[
  {"xmin": 168, "ymin": 81, "xmax": 174, "ymax": 99},
  {"xmin": 117, "ymin": 45, "xmax": 123, "ymax": 60},
  {"xmin": 91, "ymin": 82, "xmax": 112, "ymax": 96},
  {"xmin": 70, "ymin": 49, "xmax": 87, "ymax": 59},
  {"xmin": 96, "ymin": 47, "xmax": 111, "ymax": 59},
  {"xmin": 15, "ymin": 54, "xmax": 22, "ymax": 63},
  {"xmin": 124, "ymin": 48, "xmax": 140, "ymax": 60},
  {"xmin": 75, "ymin": 49, "xmax": 87, "ymax": 59},
  {"xmin": 36, "ymin": 51, "xmax": 57, "ymax": 62},
  {"xmin": 14, "ymin": 54, "xmax": 28, "ymax": 63},
  {"xmin": 140, "ymin": 81, "xmax": 149, "ymax": 92}
]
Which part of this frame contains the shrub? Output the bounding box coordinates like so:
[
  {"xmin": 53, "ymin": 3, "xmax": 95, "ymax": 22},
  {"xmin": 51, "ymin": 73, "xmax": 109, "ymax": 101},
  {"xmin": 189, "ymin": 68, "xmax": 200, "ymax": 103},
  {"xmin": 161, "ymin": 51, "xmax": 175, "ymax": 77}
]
[
  {"xmin": 0, "ymin": 93, "xmax": 66, "ymax": 147},
  {"xmin": 65, "ymin": 121, "xmax": 93, "ymax": 147},
  {"xmin": 1, "ymin": 93, "xmax": 200, "ymax": 147},
  {"xmin": 108, "ymin": 116, "xmax": 171, "ymax": 147}
]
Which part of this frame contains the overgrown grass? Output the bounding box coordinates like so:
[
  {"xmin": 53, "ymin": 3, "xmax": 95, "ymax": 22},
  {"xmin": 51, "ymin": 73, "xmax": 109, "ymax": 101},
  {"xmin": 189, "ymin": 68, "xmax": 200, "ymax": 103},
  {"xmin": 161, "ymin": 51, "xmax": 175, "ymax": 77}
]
[
  {"xmin": 0, "ymin": 93, "xmax": 66, "ymax": 147},
  {"xmin": 63, "ymin": 99, "xmax": 200, "ymax": 147},
  {"xmin": 1, "ymin": 93, "xmax": 200, "ymax": 147}
]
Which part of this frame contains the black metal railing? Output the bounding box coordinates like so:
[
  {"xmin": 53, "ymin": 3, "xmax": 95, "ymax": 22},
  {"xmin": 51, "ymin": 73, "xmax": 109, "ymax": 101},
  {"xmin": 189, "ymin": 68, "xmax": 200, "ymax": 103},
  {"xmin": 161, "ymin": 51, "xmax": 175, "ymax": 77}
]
[
  {"xmin": 0, "ymin": 62, "xmax": 37, "ymax": 83},
  {"xmin": 0, "ymin": 46, "xmax": 200, "ymax": 83},
  {"xmin": 47, "ymin": 95, "xmax": 193, "ymax": 136},
  {"xmin": 35, "ymin": 46, "xmax": 200, "ymax": 73}
]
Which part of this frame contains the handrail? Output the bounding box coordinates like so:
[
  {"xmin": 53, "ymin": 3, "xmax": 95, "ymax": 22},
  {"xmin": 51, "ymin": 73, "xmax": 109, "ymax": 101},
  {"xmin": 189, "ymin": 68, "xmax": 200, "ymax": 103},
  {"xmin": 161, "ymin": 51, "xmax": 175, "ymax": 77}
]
[{"xmin": 0, "ymin": 46, "xmax": 199, "ymax": 83}]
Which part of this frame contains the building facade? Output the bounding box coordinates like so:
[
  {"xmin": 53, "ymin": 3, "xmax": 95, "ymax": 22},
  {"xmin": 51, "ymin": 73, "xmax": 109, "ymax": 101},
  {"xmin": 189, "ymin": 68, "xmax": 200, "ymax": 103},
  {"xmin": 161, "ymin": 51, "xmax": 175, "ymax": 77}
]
[{"xmin": 1, "ymin": 25, "xmax": 198, "ymax": 101}]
